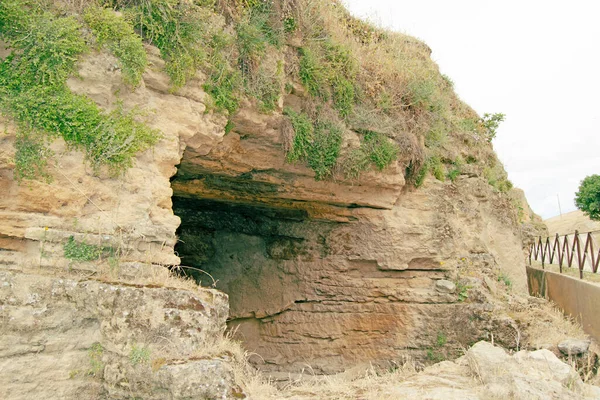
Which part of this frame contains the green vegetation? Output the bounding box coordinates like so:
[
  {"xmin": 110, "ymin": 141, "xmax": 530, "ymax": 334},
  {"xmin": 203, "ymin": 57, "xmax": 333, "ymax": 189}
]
[
  {"xmin": 427, "ymin": 331, "xmax": 448, "ymax": 362},
  {"xmin": 361, "ymin": 131, "xmax": 398, "ymax": 170},
  {"xmin": 484, "ymin": 164, "xmax": 513, "ymax": 193},
  {"xmin": 285, "ymin": 108, "xmax": 342, "ymax": 180},
  {"xmin": 447, "ymin": 168, "xmax": 460, "ymax": 182},
  {"xmin": 0, "ymin": 0, "xmax": 509, "ymax": 187},
  {"xmin": 63, "ymin": 236, "xmax": 104, "ymax": 262},
  {"xmin": 412, "ymin": 155, "xmax": 446, "ymax": 187},
  {"xmin": 285, "ymin": 108, "xmax": 399, "ymax": 180},
  {"xmin": 436, "ymin": 331, "xmax": 448, "ymax": 347},
  {"xmin": 447, "ymin": 156, "xmax": 463, "ymax": 182},
  {"xmin": 575, "ymin": 174, "xmax": 600, "ymax": 220},
  {"xmin": 119, "ymin": 0, "xmax": 283, "ymax": 112},
  {"xmin": 84, "ymin": 7, "xmax": 147, "ymax": 86},
  {"xmin": 481, "ymin": 113, "xmax": 505, "ymax": 142},
  {"xmin": 0, "ymin": 0, "xmax": 160, "ymax": 181},
  {"xmin": 298, "ymin": 40, "xmax": 357, "ymax": 119},
  {"xmin": 285, "ymin": 108, "xmax": 314, "ymax": 163},
  {"xmin": 308, "ymin": 120, "xmax": 343, "ymax": 180},
  {"xmin": 426, "ymin": 348, "xmax": 445, "ymax": 362},
  {"xmin": 130, "ymin": 344, "xmax": 151, "ymax": 366},
  {"xmin": 341, "ymin": 131, "xmax": 399, "ymax": 179},
  {"xmin": 498, "ymin": 272, "xmax": 512, "ymax": 289},
  {"xmin": 13, "ymin": 132, "xmax": 52, "ymax": 182},
  {"xmin": 298, "ymin": 47, "xmax": 329, "ymax": 100},
  {"xmin": 88, "ymin": 342, "xmax": 104, "ymax": 376},
  {"xmin": 456, "ymin": 281, "xmax": 471, "ymax": 302}
]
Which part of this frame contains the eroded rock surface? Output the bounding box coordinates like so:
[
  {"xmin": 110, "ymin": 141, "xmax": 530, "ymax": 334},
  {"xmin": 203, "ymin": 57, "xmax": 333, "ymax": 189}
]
[
  {"xmin": 0, "ymin": 271, "xmax": 240, "ymax": 400},
  {"xmin": 0, "ymin": 43, "xmax": 551, "ymax": 396}
]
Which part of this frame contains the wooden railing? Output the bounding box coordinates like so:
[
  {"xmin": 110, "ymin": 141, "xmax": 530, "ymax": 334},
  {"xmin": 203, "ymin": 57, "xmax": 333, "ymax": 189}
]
[{"xmin": 529, "ymin": 230, "xmax": 600, "ymax": 279}]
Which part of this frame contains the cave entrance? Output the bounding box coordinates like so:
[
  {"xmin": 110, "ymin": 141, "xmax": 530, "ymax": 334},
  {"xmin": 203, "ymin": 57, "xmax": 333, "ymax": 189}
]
[
  {"xmin": 172, "ymin": 195, "xmax": 337, "ymax": 374},
  {"xmin": 173, "ymin": 196, "xmax": 317, "ymax": 289}
]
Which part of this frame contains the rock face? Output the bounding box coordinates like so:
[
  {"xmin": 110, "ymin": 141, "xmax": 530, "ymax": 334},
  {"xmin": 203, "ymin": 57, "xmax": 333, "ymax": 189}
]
[
  {"xmin": 0, "ymin": 49, "xmax": 244, "ymax": 399},
  {"xmin": 0, "ymin": 271, "xmax": 241, "ymax": 400},
  {"xmin": 174, "ymin": 174, "xmax": 530, "ymax": 376},
  {"xmin": 172, "ymin": 112, "xmax": 539, "ymax": 375},
  {"xmin": 0, "ymin": 44, "xmax": 547, "ymax": 395}
]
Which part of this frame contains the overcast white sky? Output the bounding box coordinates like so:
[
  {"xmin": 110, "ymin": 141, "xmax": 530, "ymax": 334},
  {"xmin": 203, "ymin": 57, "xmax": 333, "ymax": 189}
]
[{"xmin": 344, "ymin": 0, "xmax": 600, "ymax": 219}]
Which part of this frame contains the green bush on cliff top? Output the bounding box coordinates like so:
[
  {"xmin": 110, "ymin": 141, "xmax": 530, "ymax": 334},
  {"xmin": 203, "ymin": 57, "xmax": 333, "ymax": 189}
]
[
  {"xmin": 0, "ymin": 0, "xmax": 506, "ymax": 188},
  {"xmin": 0, "ymin": 0, "xmax": 159, "ymax": 181}
]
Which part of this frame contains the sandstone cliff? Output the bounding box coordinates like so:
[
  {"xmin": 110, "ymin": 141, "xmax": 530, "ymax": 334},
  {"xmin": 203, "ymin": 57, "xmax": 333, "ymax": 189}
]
[{"xmin": 0, "ymin": 1, "xmax": 585, "ymax": 399}]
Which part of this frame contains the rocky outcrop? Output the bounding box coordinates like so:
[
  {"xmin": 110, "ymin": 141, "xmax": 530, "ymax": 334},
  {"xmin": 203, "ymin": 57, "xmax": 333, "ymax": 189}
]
[
  {"xmin": 174, "ymin": 172, "xmax": 531, "ymax": 376},
  {"xmin": 0, "ymin": 270, "xmax": 242, "ymax": 400},
  {"xmin": 0, "ymin": 49, "xmax": 243, "ymax": 399},
  {"xmin": 0, "ymin": 42, "xmax": 556, "ymax": 394}
]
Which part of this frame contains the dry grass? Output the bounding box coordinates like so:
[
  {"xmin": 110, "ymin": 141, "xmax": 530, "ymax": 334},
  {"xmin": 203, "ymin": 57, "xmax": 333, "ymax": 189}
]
[
  {"xmin": 252, "ymin": 362, "xmax": 417, "ymax": 400},
  {"xmin": 510, "ymin": 298, "xmax": 587, "ymax": 349},
  {"xmin": 545, "ymin": 210, "xmax": 600, "ymax": 237}
]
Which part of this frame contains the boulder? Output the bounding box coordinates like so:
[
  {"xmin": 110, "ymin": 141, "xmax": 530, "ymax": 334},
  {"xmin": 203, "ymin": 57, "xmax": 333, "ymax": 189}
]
[{"xmin": 558, "ymin": 339, "xmax": 591, "ymax": 356}]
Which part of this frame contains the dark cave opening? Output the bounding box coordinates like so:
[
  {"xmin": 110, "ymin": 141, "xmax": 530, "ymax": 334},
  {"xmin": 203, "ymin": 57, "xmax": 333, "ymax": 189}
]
[{"xmin": 172, "ymin": 195, "xmax": 333, "ymax": 314}]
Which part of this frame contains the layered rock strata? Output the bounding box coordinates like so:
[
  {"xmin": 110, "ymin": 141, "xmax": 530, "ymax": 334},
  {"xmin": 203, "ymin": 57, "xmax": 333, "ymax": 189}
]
[{"xmin": 1, "ymin": 45, "xmax": 543, "ymax": 390}]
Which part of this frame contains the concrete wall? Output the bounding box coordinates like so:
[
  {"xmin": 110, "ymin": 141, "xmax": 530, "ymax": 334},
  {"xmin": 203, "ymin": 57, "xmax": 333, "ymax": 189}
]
[{"xmin": 527, "ymin": 266, "xmax": 600, "ymax": 342}]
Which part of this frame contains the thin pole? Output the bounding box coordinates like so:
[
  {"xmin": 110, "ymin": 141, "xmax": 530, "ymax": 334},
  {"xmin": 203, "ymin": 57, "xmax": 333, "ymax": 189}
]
[{"xmin": 557, "ymin": 193, "xmax": 562, "ymax": 218}]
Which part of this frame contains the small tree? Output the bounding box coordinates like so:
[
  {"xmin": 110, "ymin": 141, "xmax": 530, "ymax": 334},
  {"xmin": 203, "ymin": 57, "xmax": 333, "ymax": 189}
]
[{"xmin": 575, "ymin": 174, "xmax": 600, "ymax": 221}]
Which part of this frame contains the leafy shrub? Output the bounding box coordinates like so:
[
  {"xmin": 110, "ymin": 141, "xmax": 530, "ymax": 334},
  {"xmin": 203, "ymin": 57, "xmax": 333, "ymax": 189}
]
[
  {"xmin": 13, "ymin": 132, "xmax": 52, "ymax": 182},
  {"xmin": 575, "ymin": 174, "xmax": 600, "ymax": 220},
  {"xmin": 413, "ymin": 164, "xmax": 428, "ymax": 188},
  {"xmin": 456, "ymin": 281, "xmax": 471, "ymax": 302},
  {"xmin": 298, "ymin": 47, "xmax": 328, "ymax": 100},
  {"xmin": 1, "ymin": 13, "xmax": 87, "ymax": 87},
  {"xmin": 298, "ymin": 40, "xmax": 357, "ymax": 121},
  {"xmin": 481, "ymin": 113, "xmax": 505, "ymax": 142},
  {"xmin": 85, "ymin": 6, "xmax": 147, "ymax": 86},
  {"xmin": 131, "ymin": 0, "xmax": 213, "ymax": 89},
  {"xmin": 0, "ymin": 2, "xmax": 160, "ymax": 181},
  {"xmin": 362, "ymin": 131, "xmax": 398, "ymax": 170},
  {"xmin": 203, "ymin": 69, "xmax": 242, "ymax": 114},
  {"xmin": 447, "ymin": 156, "xmax": 463, "ymax": 182},
  {"xmin": 4, "ymin": 83, "xmax": 160, "ymax": 174},
  {"xmin": 307, "ymin": 120, "xmax": 343, "ymax": 180},
  {"xmin": 64, "ymin": 236, "xmax": 104, "ymax": 261},
  {"xmin": 332, "ymin": 77, "xmax": 355, "ymax": 118},
  {"xmin": 283, "ymin": 16, "xmax": 297, "ymax": 33},
  {"xmin": 284, "ymin": 109, "xmax": 342, "ymax": 180},
  {"xmin": 447, "ymin": 168, "xmax": 460, "ymax": 182},
  {"xmin": 284, "ymin": 108, "xmax": 313, "ymax": 162}
]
